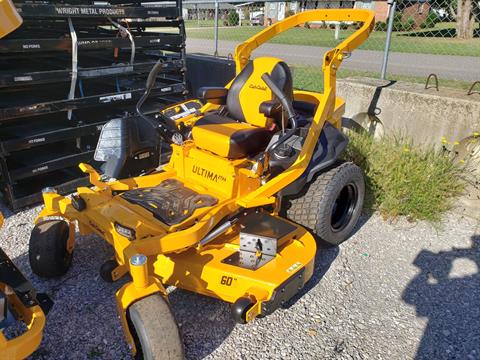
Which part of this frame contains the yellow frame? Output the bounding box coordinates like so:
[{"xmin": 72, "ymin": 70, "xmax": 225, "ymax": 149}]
[
  {"xmin": 0, "ymin": 215, "xmax": 46, "ymax": 359},
  {"xmin": 35, "ymin": 9, "xmax": 374, "ymax": 355},
  {"xmin": 0, "ymin": 290, "xmax": 46, "ymax": 360},
  {"xmin": 0, "ymin": 0, "xmax": 22, "ymax": 38}
]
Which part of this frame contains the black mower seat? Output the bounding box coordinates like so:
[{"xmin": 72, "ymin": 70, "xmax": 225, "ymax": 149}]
[{"xmin": 192, "ymin": 57, "xmax": 293, "ymax": 159}]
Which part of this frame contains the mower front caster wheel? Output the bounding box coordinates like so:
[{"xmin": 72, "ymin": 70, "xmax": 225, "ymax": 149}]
[
  {"xmin": 29, "ymin": 219, "xmax": 73, "ymax": 278},
  {"xmin": 128, "ymin": 294, "xmax": 184, "ymax": 360}
]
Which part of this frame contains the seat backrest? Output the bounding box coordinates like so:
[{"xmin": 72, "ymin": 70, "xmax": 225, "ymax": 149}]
[{"xmin": 226, "ymin": 57, "xmax": 293, "ymax": 128}]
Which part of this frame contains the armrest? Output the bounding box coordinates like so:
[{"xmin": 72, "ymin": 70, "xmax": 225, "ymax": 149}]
[
  {"xmin": 197, "ymin": 87, "xmax": 228, "ymax": 105},
  {"xmin": 259, "ymin": 100, "xmax": 282, "ymax": 118}
]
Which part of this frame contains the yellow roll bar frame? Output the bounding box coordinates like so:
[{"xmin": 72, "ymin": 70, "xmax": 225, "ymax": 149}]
[
  {"xmin": 235, "ymin": 9, "xmax": 375, "ymax": 208},
  {"xmin": 234, "ymin": 9, "xmax": 375, "ymax": 85}
]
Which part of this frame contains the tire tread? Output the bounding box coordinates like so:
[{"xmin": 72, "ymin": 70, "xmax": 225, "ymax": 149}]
[
  {"xmin": 129, "ymin": 294, "xmax": 184, "ymax": 360},
  {"xmin": 29, "ymin": 220, "xmax": 72, "ymax": 278},
  {"xmin": 286, "ymin": 161, "xmax": 364, "ymax": 246}
]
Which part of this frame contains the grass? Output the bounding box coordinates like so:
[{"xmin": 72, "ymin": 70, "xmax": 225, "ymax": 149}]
[
  {"xmin": 291, "ymin": 66, "xmax": 474, "ymax": 92},
  {"xmin": 185, "ymin": 19, "xmax": 216, "ymax": 28},
  {"xmin": 292, "ymin": 66, "xmax": 470, "ymax": 221},
  {"xmin": 343, "ymin": 131, "xmax": 465, "ymax": 222},
  {"xmin": 186, "ymin": 22, "xmax": 480, "ymax": 57}
]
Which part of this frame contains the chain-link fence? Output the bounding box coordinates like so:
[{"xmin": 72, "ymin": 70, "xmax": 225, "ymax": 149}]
[{"xmin": 165, "ymin": 0, "xmax": 480, "ymax": 91}]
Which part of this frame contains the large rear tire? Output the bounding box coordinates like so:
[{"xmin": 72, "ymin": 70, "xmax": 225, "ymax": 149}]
[
  {"xmin": 128, "ymin": 294, "xmax": 184, "ymax": 360},
  {"xmin": 287, "ymin": 161, "xmax": 365, "ymax": 246},
  {"xmin": 29, "ymin": 219, "xmax": 72, "ymax": 277}
]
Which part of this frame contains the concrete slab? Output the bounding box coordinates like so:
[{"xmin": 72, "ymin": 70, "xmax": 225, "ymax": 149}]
[
  {"xmin": 338, "ymin": 77, "xmax": 480, "ymax": 147},
  {"xmin": 337, "ymin": 77, "xmax": 480, "ymax": 218}
]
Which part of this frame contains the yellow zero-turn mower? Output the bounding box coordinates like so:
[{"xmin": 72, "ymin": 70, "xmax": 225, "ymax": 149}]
[
  {"xmin": 29, "ymin": 9, "xmax": 374, "ymax": 359},
  {"xmin": 1, "ymin": 4, "xmax": 52, "ymax": 359}
]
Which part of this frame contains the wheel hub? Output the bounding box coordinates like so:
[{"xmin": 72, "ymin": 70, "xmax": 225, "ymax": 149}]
[{"xmin": 331, "ymin": 183, "xmax": 358, "ymax": 233}]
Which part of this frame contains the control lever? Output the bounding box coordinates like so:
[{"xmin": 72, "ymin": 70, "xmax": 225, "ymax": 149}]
[
  {"xmin": 136, "ymin": 59, "xmax": 183, "ymax": 145},
  {"xmin": 261, "ymin": 73, "xmax": 296, "ymax": 121},
  {"xmin": 254, "ymin": 73, "xmax": 298, "ymax": 176},
  {"xmin": 261, "ymin": 73, "xmax": 297, "ymax": 155}
]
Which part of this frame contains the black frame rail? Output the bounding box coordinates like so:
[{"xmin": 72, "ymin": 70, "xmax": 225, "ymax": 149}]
[
  {"xmin": 0, "ymin": 82, "xmax": 186, "ymax": 121},
  {"xmin": 0, "ymin": 33, "xmax": 183, "ymax": 53},
  {"xmin": 0, "ymin": 60, "xmax": 183, "ymax": 88},
  {"xmin": 1, "ymin": 122, "xmax": 105, "ymax": 154}
]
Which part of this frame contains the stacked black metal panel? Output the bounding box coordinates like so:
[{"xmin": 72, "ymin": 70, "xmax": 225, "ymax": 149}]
[{"xmin": 0, "ymin": 0, "xmax": 187, "ymax": 210}]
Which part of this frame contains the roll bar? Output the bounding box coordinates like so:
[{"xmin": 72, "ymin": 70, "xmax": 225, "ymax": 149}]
[
  {"xmin": 234, "ymin": 9, "xmax": 375, "ymax": 93},
  {"xmin": 235, "ymin": 9, "xmax": 375, "ymax": 208}
]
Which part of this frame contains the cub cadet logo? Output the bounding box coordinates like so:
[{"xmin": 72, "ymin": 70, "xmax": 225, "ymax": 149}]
[
  {"xmin": 249, "ymin": 84, "xmax": 267, "ymax": 91},
  {"xmin": 192, "ymin": 165, "xmax": 227, "ymax": 183}
]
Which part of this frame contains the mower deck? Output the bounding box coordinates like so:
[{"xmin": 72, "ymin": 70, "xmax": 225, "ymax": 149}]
[
  {"xmin": 154, "ymin": 211, "xmax": 316, "ymax": 308},
  {"xmin": 42, "ymin": 169, "xmax": 317, "ymax": 314},
  {"xmin": 58, "ymin": 173, "xmax": 316, "ymax": 309}
]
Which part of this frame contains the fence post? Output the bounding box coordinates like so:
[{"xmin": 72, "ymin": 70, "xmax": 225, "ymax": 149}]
[
  {"xmin": 334, "ymin": 22, "xmax": 340, "ymax": 40},
  {"xmin": 380, "ymin": 0, "xmax": 396, "ymax": 80},
  {"xmin": 214, "ymin": 0, "xmax": 219, "ymax": 56},
  {"xmin": 196, "ymin": 4, "xmax": 199, "ymax": 27}
]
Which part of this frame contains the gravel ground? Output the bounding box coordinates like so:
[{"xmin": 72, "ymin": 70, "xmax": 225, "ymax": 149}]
[{"xmin": 1, "ymin": 202, "xmax": 478, "ymax": 360}]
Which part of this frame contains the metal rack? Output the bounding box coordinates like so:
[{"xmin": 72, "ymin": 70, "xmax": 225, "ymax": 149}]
[
  {"xmin": 0, "ymin": 0, "xmax": 187, "ymax": 210},
  {"xmin": 15, "ymin": 3, "xmax": 179, "ymax": 18}
]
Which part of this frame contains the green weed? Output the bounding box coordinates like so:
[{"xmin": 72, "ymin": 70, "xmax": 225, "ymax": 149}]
[{"xmin": 343, "ymin": 131, "xmax": 465, "ymax": 222}]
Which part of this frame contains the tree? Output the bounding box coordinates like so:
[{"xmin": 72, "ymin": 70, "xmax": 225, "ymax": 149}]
[
  {"xmin": 449, "ymin": 0, "xmax": 476, "ymax": 39},
  {"xmin": 432, "ymin": 0, "xmax": 478, "ymax": 39},
  {"xmin": 227, "ymin": 11, "xmax": 239, "ymax": 26}
]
